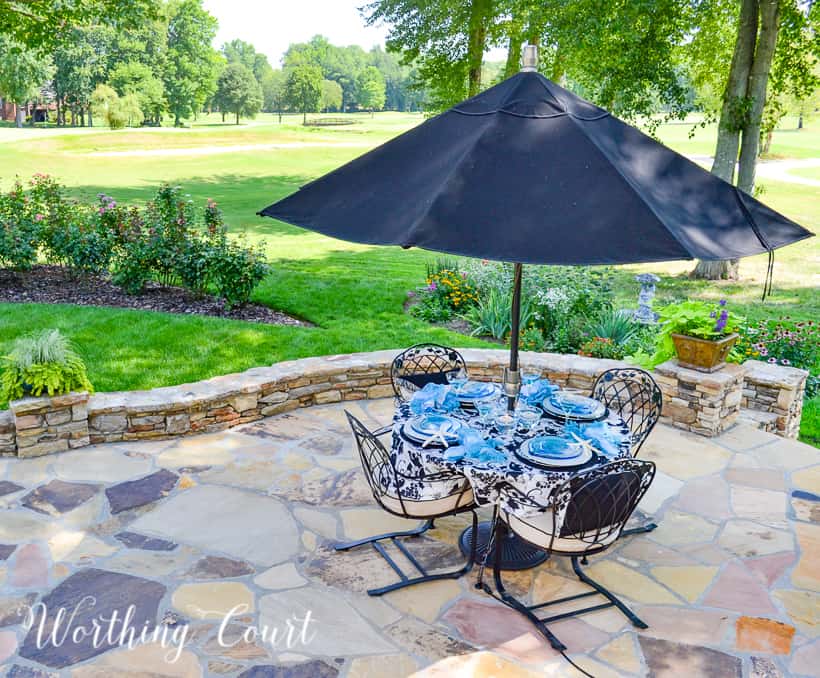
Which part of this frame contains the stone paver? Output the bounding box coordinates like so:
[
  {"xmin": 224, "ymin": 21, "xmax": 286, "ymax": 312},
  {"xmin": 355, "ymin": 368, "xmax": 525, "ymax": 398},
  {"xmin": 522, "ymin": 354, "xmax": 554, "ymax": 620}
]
[
  {"xmin": 0, "ymin": 401, "xmax": 815, "ymax": 676},
  {"xmin": 129, "ymin": 485, "xmax": 299, "ymax": 566}
]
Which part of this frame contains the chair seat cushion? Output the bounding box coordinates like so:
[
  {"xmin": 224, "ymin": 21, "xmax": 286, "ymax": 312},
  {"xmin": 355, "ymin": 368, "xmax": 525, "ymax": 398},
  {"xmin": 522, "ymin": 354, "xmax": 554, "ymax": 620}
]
[
  {"xmin": 381, "ymin": 487, "xmax": 475, "ymax": 517},
  {"xmin": 503, "ymin": 510, "xmax": 620, "ymax": 553},
  {"xmin": 372, "ymin": 463, "xmax": 475, "ymax": 517}
]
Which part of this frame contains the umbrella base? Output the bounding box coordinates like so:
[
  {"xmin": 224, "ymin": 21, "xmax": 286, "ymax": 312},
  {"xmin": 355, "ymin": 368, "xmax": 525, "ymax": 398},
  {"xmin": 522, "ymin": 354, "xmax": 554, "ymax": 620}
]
[{"xmin": 459, "ymin": 520, "xmax": 548, "ymax": 571}]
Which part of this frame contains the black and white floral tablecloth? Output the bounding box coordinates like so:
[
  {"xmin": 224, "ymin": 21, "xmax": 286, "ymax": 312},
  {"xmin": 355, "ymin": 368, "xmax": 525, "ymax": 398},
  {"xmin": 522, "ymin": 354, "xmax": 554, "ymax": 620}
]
[{"xmin": 389, "ymin": 398, "xmax": 632, "ymax": 520}]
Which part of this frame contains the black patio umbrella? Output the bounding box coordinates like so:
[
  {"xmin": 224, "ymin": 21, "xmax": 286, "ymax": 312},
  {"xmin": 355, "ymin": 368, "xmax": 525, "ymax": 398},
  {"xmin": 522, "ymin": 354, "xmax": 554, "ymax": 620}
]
[
  {"xmin": 259, "ymin": 49, "xmax": 813, "ymax": 570},
  {"xmin": 260, "ymin": 51, "xmax": 813, "ymax": 411}
]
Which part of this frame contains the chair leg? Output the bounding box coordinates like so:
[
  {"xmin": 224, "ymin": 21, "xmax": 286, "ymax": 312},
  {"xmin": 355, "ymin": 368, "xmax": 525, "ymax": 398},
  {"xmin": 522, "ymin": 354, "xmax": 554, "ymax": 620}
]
[
  {"xmin": 621, "ymin": 522, "xmax": 658, "ymax": 536},
  {"xmin": 335, "ymin": 514, "xmax": 477, "ymax": 597},
  {"xmin": 571, "ymin": 556, "xmax": 648, "ymax": 629},
  {"xmin": 489, "ymin": 522, "xmax": 568, "ymax": 652},
  {"xmin": 334, "ymin": 519, "xmax": 433, "ymax": 551}
]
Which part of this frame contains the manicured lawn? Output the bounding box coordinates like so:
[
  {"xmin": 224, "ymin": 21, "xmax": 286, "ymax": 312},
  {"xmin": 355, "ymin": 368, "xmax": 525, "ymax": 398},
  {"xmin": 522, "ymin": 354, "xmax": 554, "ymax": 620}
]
[{"xmin": 0, "ymin": 111, "xmax": 817, "ymax": 443}]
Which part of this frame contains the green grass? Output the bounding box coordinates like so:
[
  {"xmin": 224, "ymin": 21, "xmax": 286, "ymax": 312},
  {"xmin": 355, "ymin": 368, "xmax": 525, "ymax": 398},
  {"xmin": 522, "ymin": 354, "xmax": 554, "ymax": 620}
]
[
  {"xmin": 791, "ymin": 166, "xmax": 820, "ymax": 181},
  {"xmin": 0, "ymin": 111, "xmax": 817, "ymax": 443}
]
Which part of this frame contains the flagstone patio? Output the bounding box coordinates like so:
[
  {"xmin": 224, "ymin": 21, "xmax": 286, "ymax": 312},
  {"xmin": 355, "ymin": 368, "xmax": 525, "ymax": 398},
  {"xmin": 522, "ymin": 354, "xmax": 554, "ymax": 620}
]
[{"xmin": 0, "ymin": 397, "xmax": 817, "ymax": 677}]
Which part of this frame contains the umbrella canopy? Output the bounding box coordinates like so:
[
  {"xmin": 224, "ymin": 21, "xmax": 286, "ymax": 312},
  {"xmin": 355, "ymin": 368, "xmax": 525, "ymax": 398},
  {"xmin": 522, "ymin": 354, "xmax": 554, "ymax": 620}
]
[{"xmin": 259, "ymin": 70, "xmax": 812, "ymax": 265}]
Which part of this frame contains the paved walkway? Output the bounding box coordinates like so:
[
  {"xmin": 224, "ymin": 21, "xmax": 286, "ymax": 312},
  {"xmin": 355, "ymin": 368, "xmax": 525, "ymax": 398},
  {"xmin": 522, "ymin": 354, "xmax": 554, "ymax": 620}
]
[
  {"xmin": 0, "ymin": 399, "xmax": 817, "ymax": 677},
  {"xmin": 688, "ymin": 155, "xmax": 820, "ymax": 187}
]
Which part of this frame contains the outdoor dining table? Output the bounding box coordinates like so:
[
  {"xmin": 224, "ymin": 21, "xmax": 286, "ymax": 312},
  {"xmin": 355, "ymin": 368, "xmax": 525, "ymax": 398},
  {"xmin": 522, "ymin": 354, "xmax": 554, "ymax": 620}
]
[{"xmin": 389, "ymin": 382, "xmax": 633, "ymax": 569}]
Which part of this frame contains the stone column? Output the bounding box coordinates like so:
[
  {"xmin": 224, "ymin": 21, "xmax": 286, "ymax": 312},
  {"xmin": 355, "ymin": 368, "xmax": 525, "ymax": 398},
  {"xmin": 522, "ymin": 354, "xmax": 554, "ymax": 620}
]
[
  {"xmin": 10, "ymin": 392, "xmax": 90, "ymax": 458},
  {"xmin": 653, "ymin": 361, "xmax": 746, "ymax": 436},
  {"xmin": 741, "ymin": 360, "xmax": 808, "ymax": 439},
  {"xmin": 0, "ymin": 410, "xmax": 16, "ymax": 457}
]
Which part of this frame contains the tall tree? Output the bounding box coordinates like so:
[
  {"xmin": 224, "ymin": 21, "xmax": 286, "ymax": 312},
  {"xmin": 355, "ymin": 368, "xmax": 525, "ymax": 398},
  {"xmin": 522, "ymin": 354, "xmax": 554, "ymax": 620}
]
[
  {"xmin": 260, "ymin": 69, "xmax": 287, "ymax": 120},
  {"xmin": 320, "ymin": 79, "xmax": 343, "ymax": 112},
  {"xmin": 362, "ymin": 0, "xmax": 496, "ymax": 110},
  {"xmin": 163, "ymin": 0, "xmax": 219, "ymax": 126},
  {"xmin": 221, "ymin": 38, "xmax": 273, "ymax": 83},
  {"xmin": 109, "ymin": 61, "xmax": 166, "ymax": 124},
  {"xmin": 53, "ymin": 25, "xmax": 113, "ymax": 127},
  {"xmin": 690, "ymin": 0, "xmax": 819, "ymax": 279},
  {"xmin": 0, "ymin": 37, "xmax": 53, "ymax": 127},
  {"xmin": 284, "ymin": 63, "xmax": 323, "ymax": 124},
  {"xmin": 357, "ymin": 66, "xmax": 386, "ymax": 114},
  {"xmin": 215, "ymin": 62, "xmax": 263, "ymax": 124}
]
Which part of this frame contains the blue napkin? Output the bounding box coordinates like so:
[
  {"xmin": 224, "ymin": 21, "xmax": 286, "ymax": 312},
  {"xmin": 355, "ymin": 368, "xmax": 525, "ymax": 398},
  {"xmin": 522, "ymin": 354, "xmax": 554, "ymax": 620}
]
[
  {"xmin": 410, "ymin": 383, "xmax": 460, "ymax": 415},
  {"xmin": 444, "ymin": 430, "xmax": 506, "ymax": 464},
  {"xmin": 580, "ymin": 420, "xmax": 630, "ymax": 457},
  {"xmin": 520, "ymin": 378, "xmax": 558, "ymax": 405}
]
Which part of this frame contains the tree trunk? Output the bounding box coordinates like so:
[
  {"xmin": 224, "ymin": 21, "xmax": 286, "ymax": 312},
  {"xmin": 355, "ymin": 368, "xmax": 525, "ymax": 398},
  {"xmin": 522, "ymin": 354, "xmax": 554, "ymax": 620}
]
[
  {"xmin": 87, "ymin": 106, "xmax": 93, "ymax": 128},
  {"xmin": 221, "ymin": 110, "xmax": 225, "ymax": 122},
  {"xmin": 503, "ymin": 33, "xmax": 523, "ymax": 78},
  {"xmin": 737, "ymin": 0, "xmax": 781, "ymax": 194},
  {"xmin": 798, "ymin": 113, "xmax": 803, "ymax": 129},
  {"xmin": 235, "ymin": 110, "xmax": 240, "ymax": 125},
  {"xmin": 56, "ymin": 97, "xmax": 61, "ymax": 127},
  {"xmin": 15, "ymin": 104, "xmax": 23, "ymax": 128},
  {"xmin": 692, "ymin": 0, "xmax": 759, "ymax": 281},
  {"xmin": 303, "ymin": 108, "xmax": 307, "ymax": 124},
  {"xmin": 711, "ymin": 0, "xmax": 759, "ymax": 184},
  {"xmin": 467, "ymin": 0, "xmax": 492, "ymax": 96},
  {"xmin": 762, "ymin": 130, "xmax": 773, "ymax": 154}
]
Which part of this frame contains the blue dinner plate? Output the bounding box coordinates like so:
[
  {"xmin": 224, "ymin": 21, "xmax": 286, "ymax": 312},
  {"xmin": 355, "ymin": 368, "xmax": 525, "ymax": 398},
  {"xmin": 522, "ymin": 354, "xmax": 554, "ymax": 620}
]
[
  {"xmin": 455, "ymin": 381, "xmax": 499, "ymax": 400},
  {"xmin": 543, "ymin": 392, "xmax": 606, "ymax": 420},
  {"xmin": 526, "ymin": 436, "xmax": 584, "ymax": 459},
  {"xmin": 408, "ymin": 414, "xmax": 462, "ymax": 441}
]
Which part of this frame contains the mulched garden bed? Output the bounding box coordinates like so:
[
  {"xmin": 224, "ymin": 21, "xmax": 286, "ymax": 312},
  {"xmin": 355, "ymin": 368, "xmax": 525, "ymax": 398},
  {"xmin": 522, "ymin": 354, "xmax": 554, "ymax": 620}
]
[{"xmin": 0, "ymin": 265, "xmax": 311, "ymax": 327}]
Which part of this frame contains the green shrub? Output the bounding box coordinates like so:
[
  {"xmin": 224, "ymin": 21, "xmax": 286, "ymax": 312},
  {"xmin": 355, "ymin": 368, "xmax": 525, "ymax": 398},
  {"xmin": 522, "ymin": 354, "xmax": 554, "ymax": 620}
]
[
  {"xmin": 461, "ymin": 261, "xmax": 614, "ymax": 352},
  {"xmin": 211, "ymin": 238, "xmax": 270, "ymax": 309},
  {"xmin": 0, "ymin": 330, "xmax": 93, "ymax": 401},
  {"xmin": 462, "ymin": 288, "xmax": 535, "ymax": 340},
  {"xmin": 583, "ymin": 309, "xmax": 640, "ymax": 346},
  {"xmin": 0, "ymin": 180, "xmax": 42, "ymax": 271}
]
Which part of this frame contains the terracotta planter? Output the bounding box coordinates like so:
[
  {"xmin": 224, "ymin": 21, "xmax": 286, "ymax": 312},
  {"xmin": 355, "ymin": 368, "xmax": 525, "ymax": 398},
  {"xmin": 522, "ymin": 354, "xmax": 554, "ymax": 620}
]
[{"xmin": 671, "ymin": 333, "xmax": 738, "ymax": 373}]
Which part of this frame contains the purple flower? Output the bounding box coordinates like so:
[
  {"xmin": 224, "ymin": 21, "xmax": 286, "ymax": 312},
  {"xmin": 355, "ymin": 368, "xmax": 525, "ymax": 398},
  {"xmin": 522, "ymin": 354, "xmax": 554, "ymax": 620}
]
[
  {"xmin": 781, "ymin": 359, "xmax": 791, "ymax": 365},
  {"xmin": 710, "ymin": 311, "xmax": 716, "ymax": 318},
  {"xmin": 714, "ymin": 310, "xmax": 729, "ymax": 333},
  {"xmin": 768, "ymin": 358, "xmax": 777, "ymax": 363},
  {"xmin": 719, "ymin": 299, "xmax": 727, "ymax": 306},
  {"xmin": 428, "ymin": 282, "xmax": 437, "ymax": 291}
]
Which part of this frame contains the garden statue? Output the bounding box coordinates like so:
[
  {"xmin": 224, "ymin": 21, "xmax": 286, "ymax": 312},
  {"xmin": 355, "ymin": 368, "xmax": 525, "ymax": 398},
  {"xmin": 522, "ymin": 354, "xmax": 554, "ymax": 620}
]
[{"xmin": 634, "ymin": 273, "xmax": 661, "ymax": 324}]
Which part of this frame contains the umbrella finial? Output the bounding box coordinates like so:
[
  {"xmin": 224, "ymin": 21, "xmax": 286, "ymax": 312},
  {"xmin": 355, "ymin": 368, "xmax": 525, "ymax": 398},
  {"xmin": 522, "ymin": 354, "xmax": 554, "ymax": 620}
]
[{"xmin": 521, "ymin": 44, "xmax": 538, "ymax": 72}]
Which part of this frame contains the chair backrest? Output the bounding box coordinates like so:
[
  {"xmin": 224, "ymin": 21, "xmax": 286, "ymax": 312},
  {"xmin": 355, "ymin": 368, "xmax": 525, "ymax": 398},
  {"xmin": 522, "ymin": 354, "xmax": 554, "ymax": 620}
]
[
  {"xmin": 345, "ymin": 411, "xmax": 401, "ymax": 510},
  {"xmin": 554, "ymin": 459, "xmax": 656, "ymax": 551},
  {"xmin": 390, "ymin": 343, "xmax": 467, "ymax": 402},
  {"xmin": 590, "ymin": 368, "xmax": 662, "ymax": 455}
]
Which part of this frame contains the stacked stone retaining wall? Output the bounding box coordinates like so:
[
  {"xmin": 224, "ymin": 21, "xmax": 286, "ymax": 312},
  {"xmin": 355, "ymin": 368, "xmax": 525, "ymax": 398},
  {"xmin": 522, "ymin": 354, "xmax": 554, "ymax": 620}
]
[{"xmin": 0, "ymin": 349, "xmax": 808, "ymax": 457}]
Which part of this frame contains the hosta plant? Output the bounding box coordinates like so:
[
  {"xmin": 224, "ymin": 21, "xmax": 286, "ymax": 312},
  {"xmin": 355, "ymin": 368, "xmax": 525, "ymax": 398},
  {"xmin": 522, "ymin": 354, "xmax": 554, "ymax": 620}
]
[{"xmin": 0, "ymin": 330, "xmax": 93, "ymax": 401}]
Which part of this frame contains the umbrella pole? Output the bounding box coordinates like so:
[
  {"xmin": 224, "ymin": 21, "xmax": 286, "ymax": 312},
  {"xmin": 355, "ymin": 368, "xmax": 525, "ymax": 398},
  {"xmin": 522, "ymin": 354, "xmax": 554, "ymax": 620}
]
[{"xmin": 505, "ymin": 263, "xmax": 523, "ymax": 412}]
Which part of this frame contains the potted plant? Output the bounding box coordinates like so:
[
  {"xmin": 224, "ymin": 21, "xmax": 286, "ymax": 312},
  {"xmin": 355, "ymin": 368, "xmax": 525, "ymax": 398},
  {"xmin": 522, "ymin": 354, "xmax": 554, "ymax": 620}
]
[
  {"xmin": 657, "ymin": 300, "xmax": 742, "ymax": 372},
  {"xmin": 0, "ymin": 329, "xmax": 93, "ymax": 402}
]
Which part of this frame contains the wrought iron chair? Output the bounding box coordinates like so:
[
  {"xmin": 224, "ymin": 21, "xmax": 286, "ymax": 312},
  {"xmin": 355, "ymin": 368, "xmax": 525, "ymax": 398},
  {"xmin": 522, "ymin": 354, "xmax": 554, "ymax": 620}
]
[
  {"xmin": 590, "ymin": 368, "xmax": 662, "ymax": 455},
  {"xmin": 390, "ymin": 343, "xmax": 468, "ymax": 402},
  {"xmin": 335, "ymin": 412, "xmax": 478, "ymax": 596},
  {"xmin": 590, "ymin": 367, "xmax": 662, "ymax": 536},
  {"xmin": 481, "ymin": 459, "xmax": 656, "ymax": 652}
]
